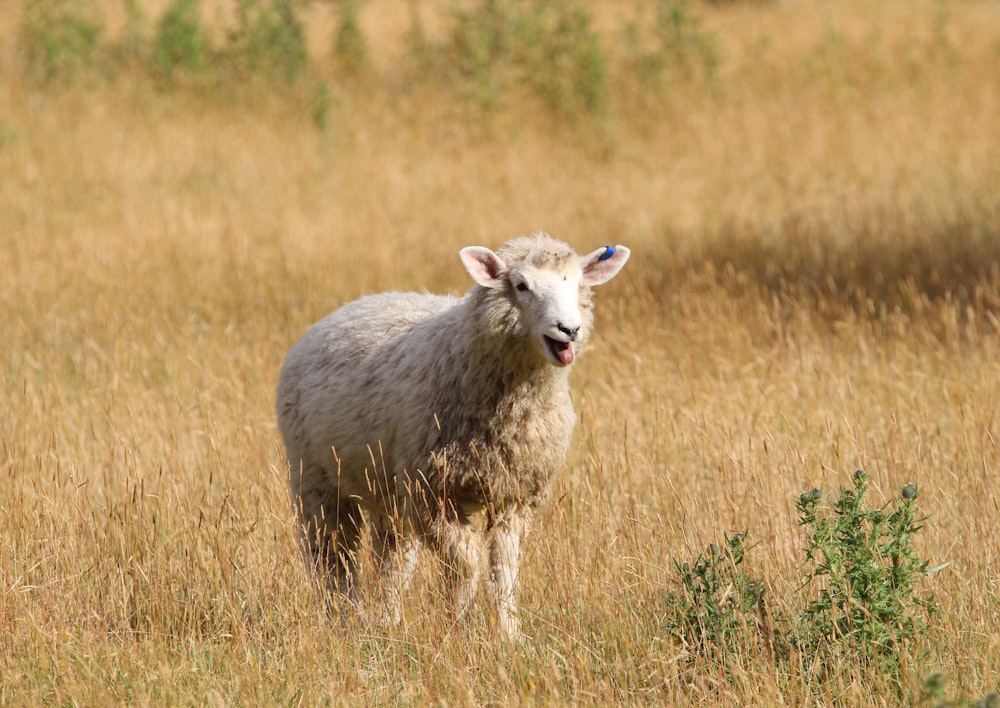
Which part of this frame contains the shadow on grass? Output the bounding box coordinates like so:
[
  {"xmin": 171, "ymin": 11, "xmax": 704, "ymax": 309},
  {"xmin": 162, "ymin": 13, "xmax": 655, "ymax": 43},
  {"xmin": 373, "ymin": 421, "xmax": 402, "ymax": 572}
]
[{"xmin": 648, "ymin": 214, "xmax": 1000, "ymax": 324}]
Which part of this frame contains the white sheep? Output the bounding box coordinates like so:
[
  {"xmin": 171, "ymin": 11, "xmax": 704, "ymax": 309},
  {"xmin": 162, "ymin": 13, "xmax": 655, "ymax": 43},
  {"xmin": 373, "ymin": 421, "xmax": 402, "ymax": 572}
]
[{"xmin": 275, "ymin": 233, "xmax": 630, "ymax": 640}]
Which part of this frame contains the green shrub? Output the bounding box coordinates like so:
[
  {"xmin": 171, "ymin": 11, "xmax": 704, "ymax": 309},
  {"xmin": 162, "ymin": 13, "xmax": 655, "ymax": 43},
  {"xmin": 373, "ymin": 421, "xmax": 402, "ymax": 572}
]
[
  {"xmin": 663, "ymin": 469, "xmax": 944, "ymax": 696},
  {"xmin": 226, "ymin": 0, "xmax": 309, "ymax": 81},
  {"xmin": 14, "ymin": 0, "xmax": 718, "ymax": 117},
  {"xmin": 21, "ymin": 0, "xmax": 104, "ymax": 82},
  {"xmin": 116, "ymin": 0, "xmax": 147, "ymax": 68},
  {"xmin": 444, "ymin": 0, "xmax": 510, "ymax": 109},
  {"xmin": 403, "ymin": 4, "xmax": 434, "ymax": 78},
  {"xmin": 433, "ymin": 0, "xmax": 607, "ymax": 117},
  {"xmin": 622, "ymin": 1, "xmax": 718, "ymax": 94},
  {"xmin": 793, "ymin": 470, "xmax": 942, "ymax": 688},
  {"xmin": 662, "ymin": 532, "xmax": 768, "ymax": 658},
  {"xmin": 153, "ymin": 0, "xmax": 209, "ymax": 81},
  {"xmin": 333, "ymin": 0, "xmax": 368, "ymax": 76},
  {"xmin": 521, "ymin": 3, "xmax": 606, "ymax": 117},
  {"xmin": 919, "ymin": 672, "xmax": 1000, "ymax": 707},
  {"xmin": 312, "ymin": 80, "xmax": 332, "ymax": 131}
]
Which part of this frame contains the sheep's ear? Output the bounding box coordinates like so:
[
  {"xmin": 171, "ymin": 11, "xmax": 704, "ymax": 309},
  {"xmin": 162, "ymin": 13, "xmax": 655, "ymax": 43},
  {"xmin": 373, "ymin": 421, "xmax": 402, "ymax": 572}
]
[
  {"xmin": 581, "ymin": 245, "xmax": 630, "ymax": 286},
  {"xmin": 460, "ymin": 246, "xmax": 507, "ymax": 288}
]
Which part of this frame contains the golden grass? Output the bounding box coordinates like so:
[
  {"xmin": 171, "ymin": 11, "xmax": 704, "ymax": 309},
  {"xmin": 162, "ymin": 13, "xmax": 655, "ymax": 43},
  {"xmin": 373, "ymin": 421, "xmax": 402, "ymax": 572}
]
[{"xmin": 2, "ymin": 0, "xmax": 999, "ymax": 702}]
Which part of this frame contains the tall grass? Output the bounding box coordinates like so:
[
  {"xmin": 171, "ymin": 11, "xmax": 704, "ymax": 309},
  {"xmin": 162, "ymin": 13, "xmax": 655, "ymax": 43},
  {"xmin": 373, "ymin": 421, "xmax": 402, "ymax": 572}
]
[{"xmin": 2, "ymin": 0, "xmax": 999, "ymax": 703}]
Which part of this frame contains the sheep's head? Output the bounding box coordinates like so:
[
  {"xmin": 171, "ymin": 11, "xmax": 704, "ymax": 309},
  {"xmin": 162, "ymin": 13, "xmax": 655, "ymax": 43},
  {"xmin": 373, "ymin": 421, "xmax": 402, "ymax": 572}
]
[{"xmin": 460, "ymin": 235, "xmax": 630, "ymax": 367}]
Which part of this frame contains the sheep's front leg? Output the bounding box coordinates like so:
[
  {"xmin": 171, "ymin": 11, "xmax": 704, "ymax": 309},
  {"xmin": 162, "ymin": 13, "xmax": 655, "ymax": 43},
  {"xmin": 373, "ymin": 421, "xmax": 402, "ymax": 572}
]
[
  {"xmin": 488, "ymin": 508, "xmax": 532, "ymax": 641},
  {"xmin": 431, "ymin": 516, "xmax": 488, "ymax": 619}
]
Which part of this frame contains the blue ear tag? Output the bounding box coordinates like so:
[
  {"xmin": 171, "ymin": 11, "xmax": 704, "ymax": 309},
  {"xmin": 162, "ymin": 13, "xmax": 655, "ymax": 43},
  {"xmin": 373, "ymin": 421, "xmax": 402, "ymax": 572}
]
[{"xmin": 598, "ymin": 246, "xmax": 615, "ymax": 262}]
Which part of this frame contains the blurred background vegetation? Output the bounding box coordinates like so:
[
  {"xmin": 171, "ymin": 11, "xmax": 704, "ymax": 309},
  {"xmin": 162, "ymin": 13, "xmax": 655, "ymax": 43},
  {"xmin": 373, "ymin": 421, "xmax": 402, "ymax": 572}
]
[{"xmin": 7, "ymin": 0, "xmax": 998, "ymax": 323}]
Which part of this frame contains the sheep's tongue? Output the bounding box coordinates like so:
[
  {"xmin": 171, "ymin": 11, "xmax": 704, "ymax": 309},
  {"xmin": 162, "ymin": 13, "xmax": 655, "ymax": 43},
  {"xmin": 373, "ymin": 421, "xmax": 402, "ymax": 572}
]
[{"xmin": 555, "ymin": 341, "xmax": 575, "ymax": 365}]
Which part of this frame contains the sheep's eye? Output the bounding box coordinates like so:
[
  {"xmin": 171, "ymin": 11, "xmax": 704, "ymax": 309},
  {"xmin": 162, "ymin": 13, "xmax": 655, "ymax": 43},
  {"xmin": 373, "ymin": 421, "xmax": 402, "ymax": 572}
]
[{"xmin": 516, "ymin": 282, "xmax": 529, "ymax": 292}]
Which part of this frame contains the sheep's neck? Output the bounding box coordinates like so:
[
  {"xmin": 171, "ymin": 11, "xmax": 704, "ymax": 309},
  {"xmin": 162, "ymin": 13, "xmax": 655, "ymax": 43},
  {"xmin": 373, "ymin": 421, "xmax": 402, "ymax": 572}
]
[
  {"xmin": 452, "ymin": 301, "xmax": 570, "ymax": 422},
  {"xmin": 421, "ymin": 296, "xmax": 575, "ymax": 508}
]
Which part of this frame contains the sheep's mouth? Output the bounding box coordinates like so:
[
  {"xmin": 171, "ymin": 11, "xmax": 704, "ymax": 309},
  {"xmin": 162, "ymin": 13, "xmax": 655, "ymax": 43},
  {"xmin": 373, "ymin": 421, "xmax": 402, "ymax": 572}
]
[{"xmin": 544, "ymin": 336, "xmax": 575, "ymax": 366}]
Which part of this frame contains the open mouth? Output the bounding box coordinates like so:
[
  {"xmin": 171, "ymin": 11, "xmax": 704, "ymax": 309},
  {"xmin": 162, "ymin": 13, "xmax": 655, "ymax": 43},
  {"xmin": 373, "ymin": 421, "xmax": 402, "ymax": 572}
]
[{"xmin": 544, "ymin": 336, "xmax": 575, "ymax": 366}]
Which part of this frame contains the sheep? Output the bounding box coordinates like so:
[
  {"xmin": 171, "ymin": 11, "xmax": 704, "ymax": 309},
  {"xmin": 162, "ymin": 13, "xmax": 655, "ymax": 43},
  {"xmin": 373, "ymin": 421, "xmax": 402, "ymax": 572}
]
[{"xmin": 275, "ymin": 233, "xmax": 630, "ymax": 640}]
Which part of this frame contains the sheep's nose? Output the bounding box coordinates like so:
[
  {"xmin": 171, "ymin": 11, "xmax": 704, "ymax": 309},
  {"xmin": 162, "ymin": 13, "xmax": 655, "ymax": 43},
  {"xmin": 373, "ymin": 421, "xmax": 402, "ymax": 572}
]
[{"xmin": 558, "ymin": 324, "xmax": 580, "ymax": 341}]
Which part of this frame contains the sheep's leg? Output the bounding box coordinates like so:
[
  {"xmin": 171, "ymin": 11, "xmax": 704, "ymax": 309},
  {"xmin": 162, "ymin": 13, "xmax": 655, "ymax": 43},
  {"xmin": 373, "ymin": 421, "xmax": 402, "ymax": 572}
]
[
  {"xmin": 295, "ymin": 483, "xmax": 364, "ymax": 608},
  {"xmin": 430, "ymin": 514, "xmax": 487, "ymax": 620},
  {"xmin": 371, "ymin": 517, "xmax": 422, "ymax": 624},
  {"xmin": 487, "ymin": 508, "xmax": 532, "ymax": 641}
]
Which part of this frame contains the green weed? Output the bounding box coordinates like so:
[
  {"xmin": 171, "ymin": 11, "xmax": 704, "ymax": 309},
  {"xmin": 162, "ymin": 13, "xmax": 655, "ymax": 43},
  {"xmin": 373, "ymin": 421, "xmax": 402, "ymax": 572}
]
[
  {"xmin": 663, "ymin": 470, "xmax": 944, "ymax": 696},
  {"xmin": 153, "ymin": 0, "xmax": 209, "ymax": 82},
  {"xmin": 429, "ymin": 0, "xmax": 607, "ymax": 116},
  {"xmin": 663, "ymin": 532, "xmax": 767, "ymax": 658},
  {"xmin": 794, "ymin": 470, "xmax": 942, "ymax": 689},
  {"xmin": 21, "ymin": 0, "xmax": 104, "ymax": 83},
  {"xmin": 226, "ymin": 0, "xmax": 309, "ymax": 82},
  {"xmin": 919, "ymin": 672, "xmax": 1000, "ymax": 708},
  {"xmin": 13, "ymin": 0, "xmax": 722, "ymax": 118},
  {"xmin": 333, "ymin": 0, "xmax": 368, "ymax": 76},
  {"xmin": 622, "ymin": 0, "xmax": 718, "ymax": 95},
  {"xmin": 116, "ymin": 0, "xmax": 147, "ymax": 68},
  {"xmin": 522, "ymin": 3, "xmax": 607, "ymax": 117},
  {"xmin": 444, "ymin": 0, "xmax": 515, "ymax": 110},
  {"xmin": 312, "ymin": 80, "xmax": 332, "ymax": 131}
]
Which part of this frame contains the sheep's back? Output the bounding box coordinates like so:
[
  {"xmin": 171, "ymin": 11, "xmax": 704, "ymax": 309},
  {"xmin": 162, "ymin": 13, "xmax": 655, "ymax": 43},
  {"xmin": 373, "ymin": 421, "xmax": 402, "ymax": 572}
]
[{"xmin": 276, "ymin": 291, "xmax": 460, "ymax": 495}]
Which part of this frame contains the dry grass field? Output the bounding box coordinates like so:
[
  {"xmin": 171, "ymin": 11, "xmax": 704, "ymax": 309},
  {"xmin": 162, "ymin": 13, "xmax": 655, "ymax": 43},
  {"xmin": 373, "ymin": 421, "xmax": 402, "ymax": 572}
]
[{"xmin": 2, "ymin": 0, "xmax": 999, "ymax": 703}]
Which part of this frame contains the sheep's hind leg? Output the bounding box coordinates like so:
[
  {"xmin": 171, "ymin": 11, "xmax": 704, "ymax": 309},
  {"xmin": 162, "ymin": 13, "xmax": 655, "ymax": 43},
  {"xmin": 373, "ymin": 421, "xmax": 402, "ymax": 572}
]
[
  {"xmin": 487, "ymin": 508, "xmax": 532, "ymax": 642},
  {"xmin": 296, "ymin": 487, "xmax": 365, "ymax": 612},
  {"xmin": 371, "ymin": 515, "xmax": 422, "ymax": 624}
]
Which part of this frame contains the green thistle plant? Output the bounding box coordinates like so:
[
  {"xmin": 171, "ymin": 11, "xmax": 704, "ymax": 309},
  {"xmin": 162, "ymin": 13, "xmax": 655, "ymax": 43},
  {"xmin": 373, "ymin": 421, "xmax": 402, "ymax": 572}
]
[
  {"xmin": 794, "ymin": 469, "xmax": 944, "ymax": 688},
  {"xmin": 663, "ymin": 531, "xmax": 768, "ymax": 657}
]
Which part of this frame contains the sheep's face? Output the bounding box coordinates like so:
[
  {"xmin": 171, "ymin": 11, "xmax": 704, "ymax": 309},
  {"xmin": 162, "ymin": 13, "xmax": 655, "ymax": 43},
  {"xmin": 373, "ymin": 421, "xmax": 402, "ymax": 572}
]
[
  {"xmin": 460, "ymin": 236, "xmax": 631, "ymax": 367},
  {"xmin": 507, "ymin": 261, "xmax": 585, "ymax": 366}
]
